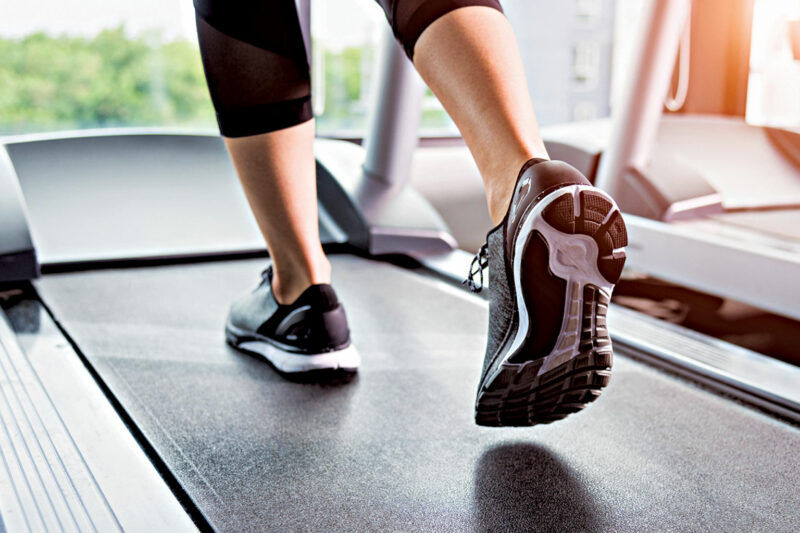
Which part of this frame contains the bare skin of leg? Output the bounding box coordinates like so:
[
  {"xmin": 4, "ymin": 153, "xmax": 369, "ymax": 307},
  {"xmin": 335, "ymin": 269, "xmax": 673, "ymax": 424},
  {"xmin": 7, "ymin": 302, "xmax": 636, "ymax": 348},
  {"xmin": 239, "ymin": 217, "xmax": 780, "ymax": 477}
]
[
  {"xmin": 224, "ymin": 119, "xmax": 330, "ymax": 305},
  {"xmin": 413, "ymin": 6, "xmax": 550, "ymax": 225},
  {"xmin": 225, "ymin": 6, "xmax": 546, "ymax": 301}
]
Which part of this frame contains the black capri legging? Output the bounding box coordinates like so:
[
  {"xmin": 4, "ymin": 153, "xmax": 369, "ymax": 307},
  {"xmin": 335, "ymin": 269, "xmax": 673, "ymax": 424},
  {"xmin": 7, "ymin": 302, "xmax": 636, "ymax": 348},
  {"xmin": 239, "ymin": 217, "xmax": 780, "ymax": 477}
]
[{"xmin": 193, "ymin": 0, "xmax": 503, "ymax": 138}]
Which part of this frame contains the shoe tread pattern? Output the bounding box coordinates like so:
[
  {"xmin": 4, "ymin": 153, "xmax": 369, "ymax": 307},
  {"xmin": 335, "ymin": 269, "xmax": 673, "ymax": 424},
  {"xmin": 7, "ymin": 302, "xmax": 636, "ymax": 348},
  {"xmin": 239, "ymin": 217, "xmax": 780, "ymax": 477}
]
[
  {"xmin": 542, "ymin": 190, "xmax": 628, "ymax": 284},
  {"xmin": 475, "ymin": 286, "xmax": 612, "ymax": 427}
]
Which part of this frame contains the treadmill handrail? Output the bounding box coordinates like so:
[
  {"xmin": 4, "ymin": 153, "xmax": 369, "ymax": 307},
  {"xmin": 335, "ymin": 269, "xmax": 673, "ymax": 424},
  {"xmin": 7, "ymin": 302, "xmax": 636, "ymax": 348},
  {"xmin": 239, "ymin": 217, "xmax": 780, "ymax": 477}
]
[{"xmin": 595, "ymin": 0, "xmax": 692, "ymax": 197}]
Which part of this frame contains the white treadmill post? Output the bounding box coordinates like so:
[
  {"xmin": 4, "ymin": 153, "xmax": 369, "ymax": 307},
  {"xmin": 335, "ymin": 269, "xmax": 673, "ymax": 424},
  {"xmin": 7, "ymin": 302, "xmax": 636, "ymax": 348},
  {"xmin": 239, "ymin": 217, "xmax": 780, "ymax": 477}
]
[{"xmin": 594, "ymin": 0, "xmax": 692, "ymax": 198}]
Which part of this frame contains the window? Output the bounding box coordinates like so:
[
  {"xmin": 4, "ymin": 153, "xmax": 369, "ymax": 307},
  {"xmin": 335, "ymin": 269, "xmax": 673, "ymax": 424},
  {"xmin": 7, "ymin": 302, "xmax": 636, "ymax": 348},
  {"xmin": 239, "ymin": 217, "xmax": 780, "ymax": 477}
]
[
  {"xmin": 0, "ymin": 0, "xmax": 213, "ymax": 135},
  {"xmin": 746, "ymin": 0, "xmax": 800, "ymax": 127},
  {"xmin": 575, "ymin": 0, "xmax": 603, "ymax": 24},
  {"xmin": 0, "ymin": 0, "xmax": 456, "ymax": 138},
  {"xmin": 311, "ymin": 0, "xmax": 454, "ymax": 137},
  {"xmin": 572, "ymin": 41, "xmax": 601, "ymax": 85},
  {"xmin": 2, "ymin": 0, "xmax": 629, "ymax": 138},
  {"xmin": 572, "ymin": 101, "xmax": 598, "ymax": 121}
]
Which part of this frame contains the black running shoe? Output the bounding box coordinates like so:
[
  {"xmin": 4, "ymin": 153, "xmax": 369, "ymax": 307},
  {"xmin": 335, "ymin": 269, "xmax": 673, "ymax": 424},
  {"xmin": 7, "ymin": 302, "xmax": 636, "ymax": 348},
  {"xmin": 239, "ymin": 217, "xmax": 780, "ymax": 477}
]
[
  {"xmin": 466, "ymin": 159, "xmax": 627, "ymax": 427},
  {"xmin": 225, "ymin": 266, "xmax": 360, "ymax": 373}
]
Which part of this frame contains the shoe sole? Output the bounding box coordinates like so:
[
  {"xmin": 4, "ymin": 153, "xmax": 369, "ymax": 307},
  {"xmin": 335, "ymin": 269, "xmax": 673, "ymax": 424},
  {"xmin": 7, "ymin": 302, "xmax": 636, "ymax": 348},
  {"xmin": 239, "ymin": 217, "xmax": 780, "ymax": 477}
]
[
  {"xmin": 225, "ymin": 322, "xmax": 361, "ymax": 374},
  {"xmin": 476, "ymin": 185, "xmax": 627, "ymax": 427}
]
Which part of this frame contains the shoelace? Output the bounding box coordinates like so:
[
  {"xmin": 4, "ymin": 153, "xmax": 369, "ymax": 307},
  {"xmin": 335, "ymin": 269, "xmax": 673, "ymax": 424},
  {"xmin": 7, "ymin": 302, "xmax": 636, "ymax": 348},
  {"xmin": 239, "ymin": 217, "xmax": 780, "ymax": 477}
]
[
  {"xmin": 261, "ymin": 265, "xmax": 273, "ymax": 283},
  {"xmin": 262, "ymin": 254, "xmax": 491, "ymax": 293},
  {"xmin": 462, "ymin": 243, "xmax": 489, "ymax": 293}
]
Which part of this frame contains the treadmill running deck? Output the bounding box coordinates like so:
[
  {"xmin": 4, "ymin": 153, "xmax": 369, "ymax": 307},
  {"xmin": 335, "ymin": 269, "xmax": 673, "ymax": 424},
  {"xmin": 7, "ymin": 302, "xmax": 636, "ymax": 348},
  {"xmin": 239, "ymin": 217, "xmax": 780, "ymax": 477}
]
[{"xmin": 35, "ymin": 255, "xmax": 800, "ymax": 531}]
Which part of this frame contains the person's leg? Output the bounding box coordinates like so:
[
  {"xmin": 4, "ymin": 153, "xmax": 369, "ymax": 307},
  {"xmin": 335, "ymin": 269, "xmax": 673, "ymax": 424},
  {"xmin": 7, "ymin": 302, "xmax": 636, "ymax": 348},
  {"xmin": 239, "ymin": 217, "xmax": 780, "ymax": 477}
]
[
  {"xmin": 194, "ymin": 1, "xmax": 327, "ymax": 304},
  {"xmin": 195, "ymin": 1, "xmax": 358, "ymax": 372},
  {"xmin": 376, "ymin": 0, "xmax": 627, "ymax": 426},
  {"xmin": 224, "ymin": 123, "xmax": 330, "ymax": 304},
  {"xmin": 412, "ymin": 7, "xmax": 548, "ymax": 224}
]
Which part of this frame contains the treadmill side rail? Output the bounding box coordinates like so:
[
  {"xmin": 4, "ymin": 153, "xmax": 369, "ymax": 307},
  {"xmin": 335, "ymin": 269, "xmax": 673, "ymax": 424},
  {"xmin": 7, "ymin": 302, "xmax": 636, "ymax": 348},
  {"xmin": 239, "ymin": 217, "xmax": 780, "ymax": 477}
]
[
  {"xmin": 0, "ymin": 303, "xmax": 198, "ymax": 531},
  {"xmin": 610, "ymin": 304, "xmax": 800, "ymax": 423},
  {"xmin": 625, "ymin": 214, "xmax": 800, "ymax": 322}
]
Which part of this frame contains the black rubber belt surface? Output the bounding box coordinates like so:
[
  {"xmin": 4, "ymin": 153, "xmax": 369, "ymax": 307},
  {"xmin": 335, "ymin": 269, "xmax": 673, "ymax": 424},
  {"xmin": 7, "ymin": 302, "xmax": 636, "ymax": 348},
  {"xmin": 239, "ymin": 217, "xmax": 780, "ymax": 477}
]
[{"xmin": 36, "ymin": 255, "xmax": 800, "ymax": 532}]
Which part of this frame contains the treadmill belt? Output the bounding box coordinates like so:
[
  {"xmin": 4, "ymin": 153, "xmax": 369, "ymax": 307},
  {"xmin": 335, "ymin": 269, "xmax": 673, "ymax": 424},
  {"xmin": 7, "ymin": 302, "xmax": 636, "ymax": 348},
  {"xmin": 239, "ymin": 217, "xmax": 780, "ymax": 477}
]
[{"xmin": 36, "ymin": 256, "xmax": 800, "ymax": 531}]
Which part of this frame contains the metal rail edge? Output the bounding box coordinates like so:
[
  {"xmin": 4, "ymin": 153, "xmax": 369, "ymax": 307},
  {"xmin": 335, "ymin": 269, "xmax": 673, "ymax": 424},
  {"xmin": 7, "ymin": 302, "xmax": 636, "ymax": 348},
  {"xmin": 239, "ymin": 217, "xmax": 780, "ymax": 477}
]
[{"xmin": 0, "ymin": 294, "xmax": 199, "ymax": 532}]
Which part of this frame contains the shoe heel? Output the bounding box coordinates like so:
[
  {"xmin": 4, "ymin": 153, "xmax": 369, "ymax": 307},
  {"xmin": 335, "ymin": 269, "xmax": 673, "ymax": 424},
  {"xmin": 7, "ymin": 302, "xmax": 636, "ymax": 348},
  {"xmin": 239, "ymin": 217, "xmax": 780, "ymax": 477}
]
[
  {"xmin": 225, "ymin": 326, "xmax": 242, "ymax": 347},
  {"xmin": 541, "ymin": 188, "xmax": 628, "ymax": 285}
]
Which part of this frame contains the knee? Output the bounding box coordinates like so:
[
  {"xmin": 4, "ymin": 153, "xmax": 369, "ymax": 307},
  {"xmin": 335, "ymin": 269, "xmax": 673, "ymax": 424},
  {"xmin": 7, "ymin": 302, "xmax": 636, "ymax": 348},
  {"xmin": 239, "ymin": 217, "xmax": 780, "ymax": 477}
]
[
  {"xmin": 215, "ymin": 97, "xmax": 313, "ymax": 138},
  {"xmin": 384, "ymin": 0, "xmax": 504, "ymax": 60},
  {"xmin": 194, "ymin": 1, "xmax": 313, "ymax": 137}
]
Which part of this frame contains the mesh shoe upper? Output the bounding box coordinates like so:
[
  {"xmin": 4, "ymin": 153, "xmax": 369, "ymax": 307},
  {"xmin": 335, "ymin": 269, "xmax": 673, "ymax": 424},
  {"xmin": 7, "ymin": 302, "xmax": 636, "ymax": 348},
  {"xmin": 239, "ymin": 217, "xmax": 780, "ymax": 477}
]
[
  {"xmin": 228, "ymin": 267, "xmax": 351, "ymax": 354},
  {"xmin": 469, "ymin": 159, "xmax": 592, "ymax": 383}
]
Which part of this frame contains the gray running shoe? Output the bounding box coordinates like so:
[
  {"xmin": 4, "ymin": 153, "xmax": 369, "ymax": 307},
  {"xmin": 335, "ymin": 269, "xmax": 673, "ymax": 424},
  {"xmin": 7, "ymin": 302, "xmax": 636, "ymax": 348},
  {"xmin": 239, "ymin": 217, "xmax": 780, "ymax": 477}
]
[
  {"xmin": 225, "ymin": 266, "xmax": 360, "ymax": 373},
  {"xmin": 466, "ymin": 159, "xmax": 627, "ymax": 427}
]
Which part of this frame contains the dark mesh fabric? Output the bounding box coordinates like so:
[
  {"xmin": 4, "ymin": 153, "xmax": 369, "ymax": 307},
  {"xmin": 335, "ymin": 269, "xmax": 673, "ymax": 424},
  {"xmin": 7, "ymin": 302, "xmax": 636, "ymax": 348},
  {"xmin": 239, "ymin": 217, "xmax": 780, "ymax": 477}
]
[
  {"xmin": 193, "ymin": 0, "xmax": 505, "ymax": 136},
  {"xmin": 481, "ymin": 224, "xmax": 515, "ymax": 381},
  {"xmin": 194, "ymin": 1, "xmax": 312, "ymax": 137},
  {"xmin": 375, "ymin": 0, "xmax": 504, "ymax": 59}
]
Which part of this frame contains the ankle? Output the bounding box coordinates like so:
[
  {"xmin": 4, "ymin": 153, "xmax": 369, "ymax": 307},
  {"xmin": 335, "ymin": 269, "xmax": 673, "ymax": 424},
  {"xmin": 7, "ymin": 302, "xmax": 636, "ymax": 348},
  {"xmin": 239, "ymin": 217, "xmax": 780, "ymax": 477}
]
[
  {"xmin": 487, "ymin": 187, "xmax": 513, "ymax": 226},
  {"xmin": 271, "ymin": 255, "xmax": 331, "ymax": 305},
  {"xmin": 485, "ymin": 153, "xmax": 549, "ymax": 225}
]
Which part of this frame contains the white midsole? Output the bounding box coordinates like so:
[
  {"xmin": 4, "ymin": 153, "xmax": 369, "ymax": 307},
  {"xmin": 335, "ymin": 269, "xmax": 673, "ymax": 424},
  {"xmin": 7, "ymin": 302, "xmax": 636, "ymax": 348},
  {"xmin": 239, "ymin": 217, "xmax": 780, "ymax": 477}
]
[
  {"xmin": 226, "ymin": 323, "xmax": 361, "ymax": 373},
  {"xmin": 501, "ymin": 185, "xmax": 619, "ymax": 378}
]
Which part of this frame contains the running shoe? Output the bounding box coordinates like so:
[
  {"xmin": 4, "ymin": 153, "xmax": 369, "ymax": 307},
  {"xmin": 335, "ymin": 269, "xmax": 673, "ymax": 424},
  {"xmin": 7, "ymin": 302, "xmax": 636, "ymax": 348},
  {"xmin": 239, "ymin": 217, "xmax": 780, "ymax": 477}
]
[
  {"xmin": 466, "ymin": 158, "xmax": 627, "ymax": 427},
  {"xmin": 225, "ymin": 266, "xmax": 360, "ymax": 373}
]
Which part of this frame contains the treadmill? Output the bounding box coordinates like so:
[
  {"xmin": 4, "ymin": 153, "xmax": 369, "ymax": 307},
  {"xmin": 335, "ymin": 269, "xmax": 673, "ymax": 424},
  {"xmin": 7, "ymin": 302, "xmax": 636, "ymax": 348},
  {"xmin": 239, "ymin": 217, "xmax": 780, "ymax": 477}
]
[
  {"xmin": 1, "ymin": 4, "xmax": 799, "ymax": 532},
  {"xmin": 544, "ymin": 0, "xmax": 800, "ymax": 324}
]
